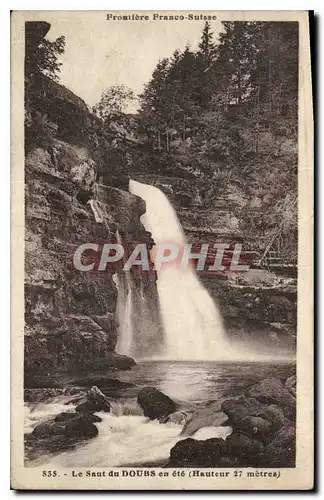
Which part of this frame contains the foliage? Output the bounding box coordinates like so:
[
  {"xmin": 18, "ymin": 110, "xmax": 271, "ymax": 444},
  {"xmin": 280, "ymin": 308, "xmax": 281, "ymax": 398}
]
[
  {"xmin": 93, "ymin": 85, "xmax": 136, "ymax": 121},
  {"xmin": 25, "ymin": 35, "xmax": 66, "ymax": 81},
  {"xmin": 136, "ymin": 21, "xmax": 298, "ymax": 259}
]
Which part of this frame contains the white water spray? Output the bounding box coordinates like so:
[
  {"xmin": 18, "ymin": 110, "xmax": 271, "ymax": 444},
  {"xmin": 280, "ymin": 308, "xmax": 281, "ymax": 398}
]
[{"xmin": 129, "ymin": 179, "xmax": 232, "ymax": 361}]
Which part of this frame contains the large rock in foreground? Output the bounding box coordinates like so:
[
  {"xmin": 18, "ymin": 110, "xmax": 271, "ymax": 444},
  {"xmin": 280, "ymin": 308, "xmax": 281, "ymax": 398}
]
[
  {"xmin": 245, "ymin": 377, "xmax": 295, "ymax": 420},
  {"xmin": 169, "ymin": 437, "xmax": 229, "ymax": 467},
  {"xmin": 75, "ymin": 386, "xmax": 111, "ymax": 413},
  {"xmin": 26, "ymin": 385, "xmax": 109, "ymax": 462},
  {"xmin": 167, "ymin": 375, "xmax": 296, "ymax": 468},
  {"xmin": 137, "ymin": 387, "xmax": 177, "ymax": 421},
  {"xmin": 31, "ymin": 412, "xmax": 99, "ymax": 440}
]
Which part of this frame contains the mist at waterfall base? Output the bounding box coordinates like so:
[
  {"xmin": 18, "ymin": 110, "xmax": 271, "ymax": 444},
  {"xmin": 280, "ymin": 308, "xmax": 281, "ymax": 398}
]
[{"xmin": 121, "ymin": 179, "xmax": 293, "ymax": 363}]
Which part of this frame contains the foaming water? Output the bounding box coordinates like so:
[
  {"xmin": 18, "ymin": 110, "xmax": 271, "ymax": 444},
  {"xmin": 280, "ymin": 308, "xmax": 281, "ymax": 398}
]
[
  {"xmin": 26, "ymin": 408, "xmax": 231, "ymax": 467},
  {"xmin": 24, "ymin": 398, "xmax": 75, "ymax": 433},
  {"xmin": 24, "ymin": 361, "xmax": 295, "ymax": 467}
]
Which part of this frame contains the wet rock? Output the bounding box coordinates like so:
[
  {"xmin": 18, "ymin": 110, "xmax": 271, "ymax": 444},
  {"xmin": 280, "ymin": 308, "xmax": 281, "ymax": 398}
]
[
  {"xmin": 181, "ymin": 404, "xmax": 228, "ymax": 436},
  {"xmin": 160, "ymin": 411, "xmax": 190, "ymax": 426},
  {"xmin": 64, "ymin": 414, "xmax": 99, "ymax": 439},
  {"xmin": 168, "ymin": 437, "xmax": 228, "ymax": 467},
  {"xmin": 221, "ymin": 396, "xmax": 264, "ymax": 424},
  {"xmin": 225, "ymin": 431, "xmax": 264, "ymax": 462},
  {"xmin": 54, "ymin": 412, "xmax": 102, "ymax": 423},
  {"xmin": 31, "ymin": 411, "xmax": 100, "ymax": 444},
  {"xmin": 169, "ymin": 438, "xmax": 200, "ymax": 466},
  {"xmin": 104, "ymin": 353, "xmax": 136, "ymax": 371},
  {"xmin": 269, "ymin": 424, "xmax": 295, "ymax": 448},
  {"xmin": 256, "ymin": 404, "xmax": 288, "ymax": 429},
  {"xmin": 262, "ymin": 426, "xmax": 295, "ymax": 467},
  {"xmin": 137, "ymin": 387, "xmax": 177, "ymax": 420},
  {"xmin": 234, "ymin": 415, "xmax": 274, "ymax": 443},
  {"xmin": 54, "ymin": 412, "xmax": 77, "ymax": 422},
  {"xmin": 32, "ymin": 421, "xmax": 65, "ymax": 438},
  {"xmin": 168, "ymin": 431, "xmax": 267, "ymax": 468},
  {"xmin": 245, "ymin": 378, "xmax": 295, "ymax": 420},
  {"xmin": 75, "ymin": 386, "xmax": 111, "ymax": 413},
  {"xmin": 285, "ymin": 375, "xmax": 296, "ymax": 397}
]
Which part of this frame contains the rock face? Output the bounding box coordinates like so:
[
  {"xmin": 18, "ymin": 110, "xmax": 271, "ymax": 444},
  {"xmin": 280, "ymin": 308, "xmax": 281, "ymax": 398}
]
[
  {"xmin": 74, "ymin": 386, "xmax": 111, "ymax": 413},
  {"xmin": 24, "ymin": 138, "xmax": 140, "ymax": 374},
  {"xmin": 137, "ymin": 387, "xmax": 177, "ymax": 420},
  {"xmin": 24, "ymin": 26, "xmax": 162, "ymax": 375},
  {"xmin": 167, "ymin": 376, "xmax": 296, "ymax": 467},
  {"xmin": 202, "ymin": 272, "xmax": 297, "ymax": 344}
]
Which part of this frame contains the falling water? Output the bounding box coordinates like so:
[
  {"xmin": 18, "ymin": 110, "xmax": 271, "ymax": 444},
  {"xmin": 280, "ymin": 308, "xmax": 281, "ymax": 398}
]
[
  {"xmin": 114, "ymin": 231, "xmax": 164, "ymax": 359},
  {"xmin": 129, "ymin": 179, "xmax": 232, "ymax": 361},
  {"xmin": 114, "ymin": 231, "xmax": 134, "ymax": 356},
  {"xmin": 90, "ymin": 182, "xmax": 279, "ymax": 361}
]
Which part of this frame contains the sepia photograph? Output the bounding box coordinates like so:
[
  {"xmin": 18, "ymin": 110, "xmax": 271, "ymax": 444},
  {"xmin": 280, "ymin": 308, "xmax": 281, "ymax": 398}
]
[{"xmin": 10, "ymin": 10, "xmax": 313, "ymax": 490}]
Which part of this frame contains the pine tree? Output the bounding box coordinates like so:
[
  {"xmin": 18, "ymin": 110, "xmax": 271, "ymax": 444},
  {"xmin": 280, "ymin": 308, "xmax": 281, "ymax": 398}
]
[{"xmin": 198, "ymin": 21, "xmax": 216, "ymax": 64}]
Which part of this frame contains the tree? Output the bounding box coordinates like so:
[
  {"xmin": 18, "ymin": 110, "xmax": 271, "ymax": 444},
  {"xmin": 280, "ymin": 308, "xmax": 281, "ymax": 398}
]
[
  {"xmin": 198, "ymin": 21, "xmax": 216, "ymax": 64},
  {"xmin": 93, "ymin": 85, "xmax": 136, "ymax": 121},
  {"xmin": 25, "ymin": 33, "xmax": 65, "ymax": 81}
]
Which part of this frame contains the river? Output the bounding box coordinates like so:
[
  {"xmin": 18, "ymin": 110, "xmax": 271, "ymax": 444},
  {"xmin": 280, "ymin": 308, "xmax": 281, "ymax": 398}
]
[{"xmin": 25, "ymin": 360, "xmax": 295, "ymax": 467}]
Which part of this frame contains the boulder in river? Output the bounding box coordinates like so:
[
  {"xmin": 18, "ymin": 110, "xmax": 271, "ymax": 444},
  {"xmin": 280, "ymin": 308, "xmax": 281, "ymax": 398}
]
[
  {"xmin": 168, "ymin": 431, "xmax": 266, "ymax": 468},
  {"xmin": 54, "ymin": 411, "xmax": 102, "ymax": 423},
  {"xmin": 31, "ymin": 412, "xmax": 99, "ymax": 441},
  {"xmin": 137, "ymin": 387, "xmax": 177, "ymax": 420},
  {"xmin": 64, "ymin": 414, "xmax": 99, "ymax": 439},
  {"xmin": 226, "ymin": 431, "xmax": 264, "ymax": 458},
  {"xmin": 221, "ymin": 396, "xmax": 264, "ymax": 424},
  {"xmin": 255, "ymin": 404, "xmax": 288, "ymax": 429},
  {"xmin": 234, "ymin": 415, "xmax": 274, "ymax": 443},
  {"xmin": 180, "ymin": 403, "xmax": 228, "ymax": 436},
  {"xmin": 168, "ymin": 437, "xmax": 229, "ymax": 467},
  {"xmin": 245, "ymin": 377, "xmax": 296, "ymax": 421},
  {"xmin": 262, "ymin": 425, "xmax": 295, "ymax": 467},
  {"xmin": 32, "ymin": 421, "xmax": 65, "ymax": 439},
  {"xmin": 160, "ymin": 411, "xmax": 190, "ymax": 426},
  {"xmin": 75, "ymin": 385, "xmax": 111, "ymax": 413}
]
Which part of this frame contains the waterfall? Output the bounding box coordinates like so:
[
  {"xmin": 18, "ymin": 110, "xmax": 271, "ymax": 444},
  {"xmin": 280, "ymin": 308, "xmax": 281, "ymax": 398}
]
[
  {"xmin": 114, "ymin": 272, "xmax": 134, "ymax": 355},
  {"xmin": 114, "ymin": 231, "xmax": 164, "ymax": 359},
  {"xmin": 129, "ymin": 179, "xmax": 232, "ymax": 361},
  {"xmin": 114, "ymin": 231, "xmax": 134, "ymax": 356}
]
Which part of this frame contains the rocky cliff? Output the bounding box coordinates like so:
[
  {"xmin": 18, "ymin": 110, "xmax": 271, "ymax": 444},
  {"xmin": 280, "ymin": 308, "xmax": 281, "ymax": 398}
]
[{"xmin": 24, "ymin": 55, "xmax": 162, "ymax": 378}]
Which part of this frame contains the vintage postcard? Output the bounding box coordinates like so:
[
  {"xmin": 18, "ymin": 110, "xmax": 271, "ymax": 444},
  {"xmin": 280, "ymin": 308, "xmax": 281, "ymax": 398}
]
[{"xmin": 11, "ymin": 10, "xmax": 313, "ymax": 490}]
